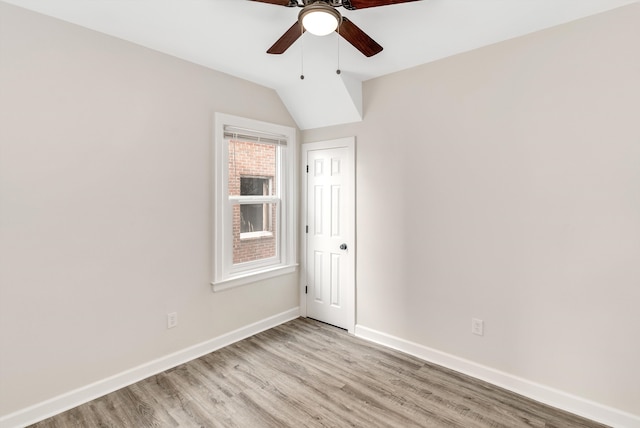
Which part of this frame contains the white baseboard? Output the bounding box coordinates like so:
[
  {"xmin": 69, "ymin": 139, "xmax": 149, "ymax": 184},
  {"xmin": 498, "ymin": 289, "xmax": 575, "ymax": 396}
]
[
  {"xmin": 0, "ymin": 307, "xmax": 300, "ymax": 428},
  {"xmin": 355, "ymin": 324, "xmax": 640, "ymax": 428}
]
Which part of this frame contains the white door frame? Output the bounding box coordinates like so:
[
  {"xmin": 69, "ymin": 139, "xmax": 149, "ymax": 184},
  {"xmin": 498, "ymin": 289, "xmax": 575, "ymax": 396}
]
[{"xmin": 300, "ymin": 137, "xmax": 356, "ymax": 334}]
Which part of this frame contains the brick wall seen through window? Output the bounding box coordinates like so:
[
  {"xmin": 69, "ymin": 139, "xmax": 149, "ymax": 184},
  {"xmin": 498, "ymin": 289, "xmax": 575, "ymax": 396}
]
[{"xmin": 229, "ymin": 140, "xmax": 277, "ymax": 264}]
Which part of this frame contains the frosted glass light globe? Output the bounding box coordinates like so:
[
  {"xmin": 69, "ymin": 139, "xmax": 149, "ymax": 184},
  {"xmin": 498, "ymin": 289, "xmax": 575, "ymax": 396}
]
[
  {"xmin": 299, "ymin": 4, "xmax": 341, "ymax": 37},
  {"xmin": 302, "ymin": 10, "xmax": 339, "ymax": 36}
]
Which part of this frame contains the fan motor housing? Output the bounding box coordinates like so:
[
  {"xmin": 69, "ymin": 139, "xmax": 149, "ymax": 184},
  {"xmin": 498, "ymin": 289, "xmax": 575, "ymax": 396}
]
[
  {"xmin": 300, "ymin": 0, "xmax": 344, "ymax": 7},
  {"xmin": 296, "ymin": 0, "xmax": 356, "ymax": 11}
]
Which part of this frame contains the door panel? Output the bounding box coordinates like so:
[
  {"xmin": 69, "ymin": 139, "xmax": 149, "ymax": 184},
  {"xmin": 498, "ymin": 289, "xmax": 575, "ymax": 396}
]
[
  {"xmin": 330, "ymin": 254, "xmax": 341, "ymax": 306},
  {"xmin": 331, "ymin": 186, "xmax": 341, "ymax": 236}
]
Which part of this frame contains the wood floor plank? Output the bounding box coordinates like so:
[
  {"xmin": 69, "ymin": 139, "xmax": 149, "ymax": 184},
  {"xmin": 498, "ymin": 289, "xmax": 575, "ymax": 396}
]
[{"xmin": 28, "ymin": 318, "xmax": 608, "ymax": 428}]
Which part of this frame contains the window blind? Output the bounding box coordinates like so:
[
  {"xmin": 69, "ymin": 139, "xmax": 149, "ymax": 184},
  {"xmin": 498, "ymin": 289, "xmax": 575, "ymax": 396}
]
[{"xmin": 224, "ymin": 125, "xmax": 287, "ymax": 146}]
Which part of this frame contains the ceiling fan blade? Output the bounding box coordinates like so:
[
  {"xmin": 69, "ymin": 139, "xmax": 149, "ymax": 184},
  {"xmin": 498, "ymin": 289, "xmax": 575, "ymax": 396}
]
[
  {"xmin": 249, "ymin": 0, "xmax": 298, "ymax": 6},
  {"xmin": 338, "ymin": 17, "xmax": 383, "ymax": 57},
  {"xmin": 267, "ymin": 21, "xmax": 305, "ymax": 54},
  {"xmin": 343, "ymin": 0, "xmax": 419, "ymax": 10}
]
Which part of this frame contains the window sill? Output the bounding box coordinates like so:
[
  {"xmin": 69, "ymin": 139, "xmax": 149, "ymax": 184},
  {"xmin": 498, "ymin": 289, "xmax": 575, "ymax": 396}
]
[
  {"xmin": 240, "ymin": 231, "xmax": 274, "ymax": 240},
  {"xmin": 211, "ymin": 264, "xmax": 298, "ymax": 292}
]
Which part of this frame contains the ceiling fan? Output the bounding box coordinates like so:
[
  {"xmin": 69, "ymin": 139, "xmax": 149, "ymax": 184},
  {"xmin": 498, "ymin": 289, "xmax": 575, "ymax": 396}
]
[{"xmin": 250, "ymin": 0, "xmax": 420, "ymax": 57}]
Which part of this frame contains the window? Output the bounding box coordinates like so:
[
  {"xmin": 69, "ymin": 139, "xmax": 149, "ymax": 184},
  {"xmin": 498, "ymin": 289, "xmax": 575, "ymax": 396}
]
[
  {"xmin": 240, "ymin": 177, "xmax": 273, "ymax": 236},
  {"xmin": 212, "ymin": 113, "xmax": 297, "ymax": 291}
]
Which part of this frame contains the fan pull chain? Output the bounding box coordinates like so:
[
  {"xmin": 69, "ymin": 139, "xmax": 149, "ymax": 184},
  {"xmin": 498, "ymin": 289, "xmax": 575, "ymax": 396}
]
[
  {"xmin": 336, "ymin": 24, "xmax": 341, "ymax": 75},
  {"xmin": 300, "ymin": 26, "xmax": 305, "ymax": 80}
]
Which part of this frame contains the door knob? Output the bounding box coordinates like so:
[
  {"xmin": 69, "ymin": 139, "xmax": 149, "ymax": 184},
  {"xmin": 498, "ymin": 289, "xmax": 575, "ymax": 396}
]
[{"xmin": 340, "ymin": 243, "xmax": 347, "ymax": 250}]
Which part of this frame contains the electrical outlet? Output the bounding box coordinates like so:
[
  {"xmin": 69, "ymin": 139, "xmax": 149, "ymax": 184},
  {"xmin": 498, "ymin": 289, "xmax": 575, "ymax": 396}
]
[
  {"xmin": 167, "ymin": 312, "xmax": 178, "ymax": 329},
  {"xmin": 472, "ymin": 318, "xmax": 484, "ymax": 336}
]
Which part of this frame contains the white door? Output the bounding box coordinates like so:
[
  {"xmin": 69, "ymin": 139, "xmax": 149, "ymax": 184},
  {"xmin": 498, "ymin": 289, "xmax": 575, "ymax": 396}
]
[{"xmin": 303, "ymin": 138, "xmax": 355, "ymax": 331}]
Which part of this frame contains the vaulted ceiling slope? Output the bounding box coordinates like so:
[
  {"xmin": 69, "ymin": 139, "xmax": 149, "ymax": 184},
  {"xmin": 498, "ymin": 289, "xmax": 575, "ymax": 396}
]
[{"xmin": 3, "ymin": 0, "xmax": 637, "ymax": 130}]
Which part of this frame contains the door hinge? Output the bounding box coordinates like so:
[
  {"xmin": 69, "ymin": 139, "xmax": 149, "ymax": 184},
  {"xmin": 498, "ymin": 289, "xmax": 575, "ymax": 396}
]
[
  {"xmin": 305, "ymin": 286, "xmax": 308, "ymax": 294},
  {"xmin": 306, "ymin": 165, "xmax": 309, "ymax": 173},
  {"xmin": 305, "ymin": 225, "xmax": 309, "ymax": 233}
]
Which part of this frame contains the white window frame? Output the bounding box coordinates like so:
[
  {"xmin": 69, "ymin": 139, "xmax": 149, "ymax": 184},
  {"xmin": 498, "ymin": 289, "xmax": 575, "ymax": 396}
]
[{"xmin": 212, "ymin": 113, "xmax": 297, "ymax": 291}]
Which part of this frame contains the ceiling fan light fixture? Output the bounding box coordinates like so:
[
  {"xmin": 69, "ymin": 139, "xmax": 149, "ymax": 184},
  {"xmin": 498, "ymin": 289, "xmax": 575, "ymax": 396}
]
[{"xmin": 299, "ymin": 3, "xmax": 341, "ymax": 36}]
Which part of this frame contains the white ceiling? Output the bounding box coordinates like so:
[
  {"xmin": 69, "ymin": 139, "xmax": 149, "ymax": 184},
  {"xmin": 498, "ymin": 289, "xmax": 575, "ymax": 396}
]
[{"xmin": 4, "ymin": 0, "xmax": 637, "ymax": 129}]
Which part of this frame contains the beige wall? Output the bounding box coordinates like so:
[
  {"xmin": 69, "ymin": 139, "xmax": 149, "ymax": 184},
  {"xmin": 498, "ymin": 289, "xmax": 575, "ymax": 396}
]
[
  {"xmin": 304, "ymin": 3, "xmax": 640, "ymax": 417},
  {"xmin": 0, "ymin": 3, "xmax": 298, "ymax": 416}
]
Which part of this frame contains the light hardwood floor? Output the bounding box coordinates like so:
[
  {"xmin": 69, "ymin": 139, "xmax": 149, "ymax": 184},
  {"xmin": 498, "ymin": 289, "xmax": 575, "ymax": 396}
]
[{"xmin": 30, "ymin": 318, "xmax": 607, "ymax": 427}]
